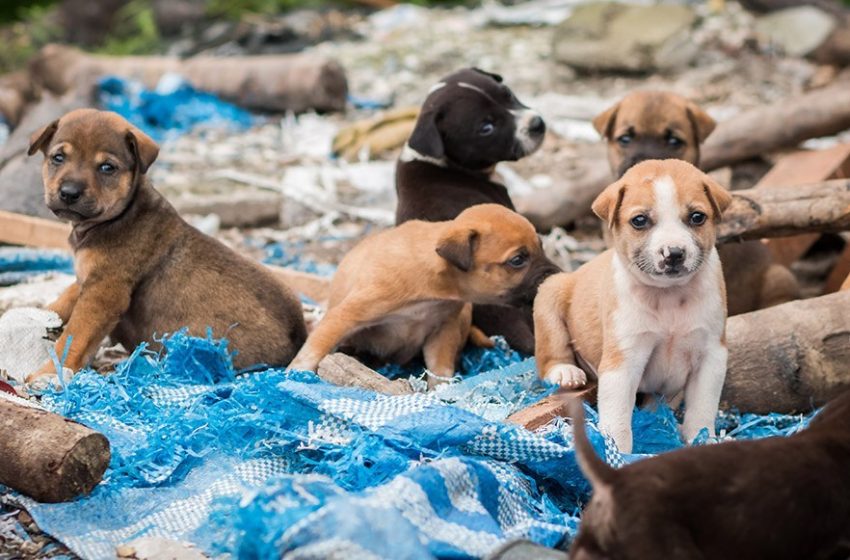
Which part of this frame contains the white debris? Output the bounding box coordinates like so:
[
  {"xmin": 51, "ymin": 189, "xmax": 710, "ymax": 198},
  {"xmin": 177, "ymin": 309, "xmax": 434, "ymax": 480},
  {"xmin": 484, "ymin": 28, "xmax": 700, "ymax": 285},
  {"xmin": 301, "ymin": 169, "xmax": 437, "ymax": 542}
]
[{"xmin": 0, "ymin": 307, "xmax": 63, "ymax": 383}]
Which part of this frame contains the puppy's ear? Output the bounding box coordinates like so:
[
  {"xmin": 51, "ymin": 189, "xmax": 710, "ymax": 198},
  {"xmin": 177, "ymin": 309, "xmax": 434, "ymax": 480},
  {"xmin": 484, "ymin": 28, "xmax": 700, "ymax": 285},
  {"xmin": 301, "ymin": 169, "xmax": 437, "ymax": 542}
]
[
  {"xmin": 125, "ymin": 128, "xmax": 159, "ymax": 175},
  {"xmin": 436, "ymin": 229, "xmax": 479, "ymax": 272},
  {"xmin": 27, "ymin": 119, "xmax": 59, "ymax": 156},
  {"xmin": 592, "ymin": 179, "xmax": 626, "ymax": 229},
  {"xmin": 685, "ymin": 101, "xmax": 716, "ymax": 143},
  {"xmin": 472, "ymin": 68, "xmax": 503, "ymax": 83},
  {"xmin": 408, "ymin": 109, "xmax": 444, "ymax": 160},
  {"xmin": 702, "ymin": 176, "xmax": 733, "ymax": 222},
  {"xmin": 592, "ymin": 102, "xmax": 619, "ymax": 140}
]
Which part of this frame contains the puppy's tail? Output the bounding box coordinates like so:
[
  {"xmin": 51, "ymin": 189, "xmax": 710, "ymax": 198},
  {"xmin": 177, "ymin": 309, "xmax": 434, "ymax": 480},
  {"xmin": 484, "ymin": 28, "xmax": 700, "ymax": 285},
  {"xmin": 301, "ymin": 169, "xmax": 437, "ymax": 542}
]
[{"xmin": 569, "ymin": 398, "xmax": 616, "ymax": 488}]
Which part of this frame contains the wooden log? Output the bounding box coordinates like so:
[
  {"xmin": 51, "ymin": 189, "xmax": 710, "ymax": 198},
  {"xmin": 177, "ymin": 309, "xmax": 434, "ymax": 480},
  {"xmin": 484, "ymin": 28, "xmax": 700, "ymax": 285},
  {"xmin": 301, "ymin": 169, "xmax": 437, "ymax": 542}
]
[
  {"xmin": 701, "ymin": 83, "xmax": 850, "ymax": 171},
  {"xmin": 316, "ymin": 353, "xmax": 412, "ymax": 395},
  {"xmin": 755, "ymin": 144, "xmax": 850, "ymax": 266},
  {"xmin": 30, "ymin": 44, "xmax": 348, "ymax": 114},
  {"xmin": 0, "ymin": 395, "xmax": 110, "ymax": 502},
  {"xmin": 721, "ymin": 290, "xmax": 850, "ymax": 414},
  {"xmin": 717, "ymin": 179, "xmax": 850, "ymax": 243},
  {"xmin": 507, "ymin": 385, "xmax": 597, "ymax": 431},
  {"xmin": 0, "ymin": 210, "xmax": 71, "ymax": 249}
]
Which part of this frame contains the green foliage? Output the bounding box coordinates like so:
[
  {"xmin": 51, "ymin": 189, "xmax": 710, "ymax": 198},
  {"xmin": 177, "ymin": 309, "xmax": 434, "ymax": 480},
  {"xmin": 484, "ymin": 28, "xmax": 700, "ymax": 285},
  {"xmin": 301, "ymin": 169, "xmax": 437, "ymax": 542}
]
[
  {"xmin": 97, "ymin": 0, "xmax": 162, "ymax": 56},
  {"xmin": 0, "ymin": 0, "xmax": 58, "ymax": 25},
  {"xmin": 0, "ymin": 2, "xmax": 61, "ymax": 73}
]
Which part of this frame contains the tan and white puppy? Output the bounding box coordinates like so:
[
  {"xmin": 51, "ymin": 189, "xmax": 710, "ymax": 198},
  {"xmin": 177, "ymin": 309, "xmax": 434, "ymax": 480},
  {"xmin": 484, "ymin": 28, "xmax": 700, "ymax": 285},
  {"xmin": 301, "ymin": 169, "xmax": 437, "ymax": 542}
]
[
  {"xmin": 290, "ymin": 204, "xmax": 559, "ymax": 387},
  {"xmin": 534, "ymin": 159, "xmax": 732, "ymax": 453}
]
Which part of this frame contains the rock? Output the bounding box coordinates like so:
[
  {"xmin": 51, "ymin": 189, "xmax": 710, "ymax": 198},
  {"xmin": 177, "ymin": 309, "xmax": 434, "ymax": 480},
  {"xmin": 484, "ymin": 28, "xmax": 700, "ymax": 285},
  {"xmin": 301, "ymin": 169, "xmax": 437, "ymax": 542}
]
[
  {"xmin": 754, "ymin": 6, "xmax": 838, "ymax": 57},
  {"xmin": 552, "ymin": 3, "xmax": 698, "ymax": 73}
]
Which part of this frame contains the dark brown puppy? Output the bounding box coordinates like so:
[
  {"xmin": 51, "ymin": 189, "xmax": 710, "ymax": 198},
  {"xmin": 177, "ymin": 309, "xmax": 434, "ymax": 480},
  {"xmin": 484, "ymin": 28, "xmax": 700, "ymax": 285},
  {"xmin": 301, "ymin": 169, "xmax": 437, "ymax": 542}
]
[
  {"xmin": 593, "ymin": 91, "xmax": 799, "ymax": 316},
  {"xmin": 26, "ymin": 109, "xmax": 306, "ymax": 380},
  {"xmin": 396, "ymin": 68, "xmax": 550, "ymax": 354},
  {"xmin": 569, "ymin": 394, "xmax": 850, "ymax": 560}
]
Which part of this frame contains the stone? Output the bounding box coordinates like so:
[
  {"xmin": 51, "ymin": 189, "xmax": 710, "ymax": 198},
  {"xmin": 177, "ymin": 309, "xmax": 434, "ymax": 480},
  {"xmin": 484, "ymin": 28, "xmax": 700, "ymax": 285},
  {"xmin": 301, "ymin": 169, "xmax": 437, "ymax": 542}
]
[
  {"xmin": 552, "ymin": 3, "xmax": 697, "ymax": 73},
  {"xmin": 754, "ymin": 6, "xmax": 837, "ymax": 57}
]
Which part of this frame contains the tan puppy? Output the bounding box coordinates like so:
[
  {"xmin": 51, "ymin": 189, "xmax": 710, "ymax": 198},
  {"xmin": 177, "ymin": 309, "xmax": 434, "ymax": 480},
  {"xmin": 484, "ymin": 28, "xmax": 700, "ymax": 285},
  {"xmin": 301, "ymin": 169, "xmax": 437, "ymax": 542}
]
[
  {"xmin": 27, "ymin": 109, "xmax": 307, "ymax": 380},
  {"xmin": 535, "ymin": 160, "xmax": 731, "ymax": 453},
  {"xmin": 593, "ymin": 91, "xmax": 799, "ymax": 316},
  {"xmin": 289, "ymin": 204, "xmax": 559, "ymax": 387}
]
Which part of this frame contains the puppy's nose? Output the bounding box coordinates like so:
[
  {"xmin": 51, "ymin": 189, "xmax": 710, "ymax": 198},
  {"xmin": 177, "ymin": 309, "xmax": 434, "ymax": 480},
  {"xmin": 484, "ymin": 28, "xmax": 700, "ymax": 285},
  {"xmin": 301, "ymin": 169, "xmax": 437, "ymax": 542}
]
[
  {"xmin": 59, "ymin": 182, "xmax": 83, "ymax": 204},
  {"xmin": 663, "ymin": 247, "xmax": 686, "ymax": 267},
  {"xmin": 528, "ymin": 115, "xmax": 545, "ymax": 135}
]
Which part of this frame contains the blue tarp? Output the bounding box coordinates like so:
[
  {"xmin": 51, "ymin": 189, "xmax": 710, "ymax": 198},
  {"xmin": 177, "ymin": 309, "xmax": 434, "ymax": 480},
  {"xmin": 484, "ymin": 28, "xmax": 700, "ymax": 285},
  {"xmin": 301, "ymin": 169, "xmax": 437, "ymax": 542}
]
[
  {"xmin": 0, "ymin": 248, "xmax": 73, "ymax": 286},
  {"xmin": 4, "ymin": 331, "xmax": 812, "ymax": 560},
  {"xmin": 98, "ymin": 75, "xmax": 255, "ymax": 142}
]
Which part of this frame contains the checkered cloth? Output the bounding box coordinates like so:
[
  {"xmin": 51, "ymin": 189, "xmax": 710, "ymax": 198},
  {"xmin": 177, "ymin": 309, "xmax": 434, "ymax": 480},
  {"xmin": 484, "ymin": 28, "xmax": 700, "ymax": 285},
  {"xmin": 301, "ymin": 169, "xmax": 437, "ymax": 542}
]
[{"xmin": 5, "ymin": 332, "xmax": 812, "ymax": 559}]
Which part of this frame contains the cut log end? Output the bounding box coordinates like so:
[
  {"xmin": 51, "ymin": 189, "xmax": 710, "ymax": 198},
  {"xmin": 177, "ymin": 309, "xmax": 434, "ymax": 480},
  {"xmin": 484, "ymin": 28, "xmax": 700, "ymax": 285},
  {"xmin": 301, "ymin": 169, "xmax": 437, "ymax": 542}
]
[{"xmin": 53, "ymin": 431, "xmax": 111, "ymax": 503}]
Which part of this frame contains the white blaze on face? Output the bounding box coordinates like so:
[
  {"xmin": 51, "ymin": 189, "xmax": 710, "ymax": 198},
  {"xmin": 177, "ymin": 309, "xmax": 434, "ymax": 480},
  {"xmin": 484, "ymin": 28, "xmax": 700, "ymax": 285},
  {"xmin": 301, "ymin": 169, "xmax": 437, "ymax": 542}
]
[
  {"xmin": 648, "ymin": 176, "xmax": 700, "ymax": 275},
  {"xmin": 510, "ymin": 108, "xmax": 544, "ymax": 155}
]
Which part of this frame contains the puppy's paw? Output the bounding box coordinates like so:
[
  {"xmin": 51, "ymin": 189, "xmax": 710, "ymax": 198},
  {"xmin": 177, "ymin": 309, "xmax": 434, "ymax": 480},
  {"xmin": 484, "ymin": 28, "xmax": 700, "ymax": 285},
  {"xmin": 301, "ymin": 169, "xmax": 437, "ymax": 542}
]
[
  {"xmin": 287, "ymin": 352, "xmax": 320, "ymax": 373},
  {"xmin": 544, "ymin": 364, "xmax": 587, "ymax": 389},
  {"xmin": 26, "ymin": 364, "xmax": 74, "ymax": 389}
]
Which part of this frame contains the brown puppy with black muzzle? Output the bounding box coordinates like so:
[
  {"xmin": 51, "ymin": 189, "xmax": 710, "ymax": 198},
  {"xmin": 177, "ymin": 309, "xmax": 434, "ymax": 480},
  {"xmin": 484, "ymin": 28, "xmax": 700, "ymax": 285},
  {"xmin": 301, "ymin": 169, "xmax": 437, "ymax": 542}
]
[
  {"xmin": 535, "ymin": 160, "xmax": 731, "ymax": 453},
  {"xmin": 593, "ymin": 91, "xmax": 799, "ymax": 316},
  {"xmin": 288, "ymin": 204, "xmax": 559, "ymax": 388},
  {"xmin": 568, "ymin": 391, "xmax": 850, "ymax": 560},
  {"xmin": 26, "ymin": 109, "xmax": 307, "ymax": 381}
]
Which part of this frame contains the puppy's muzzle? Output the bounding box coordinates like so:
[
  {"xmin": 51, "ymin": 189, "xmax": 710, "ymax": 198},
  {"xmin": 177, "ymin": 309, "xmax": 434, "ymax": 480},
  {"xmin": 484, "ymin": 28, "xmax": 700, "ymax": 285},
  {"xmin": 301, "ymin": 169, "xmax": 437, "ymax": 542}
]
[
  {"xmin": 58, "ymin": 181, "xmax": 84, "ymax": 204},
  {"xmin": 661, "ymin": 246, "xmax": 686, "ymax": 274},
  {"xmin": 509, "ymin": 257, "xmax": 561, "ymax": 306}
]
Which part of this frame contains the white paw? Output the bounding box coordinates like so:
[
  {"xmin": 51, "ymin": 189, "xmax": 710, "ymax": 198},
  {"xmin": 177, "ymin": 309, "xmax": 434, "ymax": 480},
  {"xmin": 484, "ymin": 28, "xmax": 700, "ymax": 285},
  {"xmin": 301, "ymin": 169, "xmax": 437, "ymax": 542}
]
[{"xmin": 544, "ymin": 363, "xmax": 587, "ymax": 389}]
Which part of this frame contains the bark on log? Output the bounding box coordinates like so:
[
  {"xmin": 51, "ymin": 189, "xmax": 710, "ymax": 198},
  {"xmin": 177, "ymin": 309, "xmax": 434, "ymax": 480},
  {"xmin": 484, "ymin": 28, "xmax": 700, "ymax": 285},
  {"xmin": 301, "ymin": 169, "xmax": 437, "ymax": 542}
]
[
  {"xmin": 0, "ymin": 396, "xmax": 110, "ymax": 502},
  {"xmin": 30, "ymin": 44, "xmax": 348, "ymax": 114},
  {"xmin": 317, "ymin": 353, "xmax": 413, "ymax": 395},
  {"xmin": 701, "ymin": 83, "xmax": 850, "ymax": 171},
  {"xmin": 717, "ymin": 179, "xmax": 850, "ymax": 243},
  {"xmin": 515, "ymin": 84, "xmax": 850, "ymax": 230},
  {"xmin": 722, "ymin": 290, "xmax": 850, "ymax": 414}
]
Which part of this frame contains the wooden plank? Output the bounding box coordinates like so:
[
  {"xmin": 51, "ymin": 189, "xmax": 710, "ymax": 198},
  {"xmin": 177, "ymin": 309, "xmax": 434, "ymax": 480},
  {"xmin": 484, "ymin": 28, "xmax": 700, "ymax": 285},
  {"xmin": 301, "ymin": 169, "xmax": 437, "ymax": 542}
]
[
  {"xmin": 507, "ymin": 385, "xmax": 597, "ymax": 431},
  {"xmin": 0, "ymin": 210, "xmax": 70, "ymax": 250},
  {"xmin": 755, "ymin": 144, "xmax": 850, "ymax": 266}
]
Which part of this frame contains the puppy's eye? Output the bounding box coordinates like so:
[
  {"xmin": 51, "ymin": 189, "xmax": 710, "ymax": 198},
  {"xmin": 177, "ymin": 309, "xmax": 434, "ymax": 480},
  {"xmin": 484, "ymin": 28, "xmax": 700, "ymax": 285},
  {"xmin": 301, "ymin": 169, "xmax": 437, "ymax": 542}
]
[
  {"xmin": 630, "ymin": 214, "xmax": 650, "ymax": 229},
  {"xmin": 506, "ymin": 254, "xmax": 528, "ymax": 268},
  {"xmin": 479, "ymin": 121, "xmax": 495, "ymax": 136},
  {"xmin": 98, "ymin": 163, "xmax": 116, "ymax": 174},
  {"xmin": 667, "ymin": 134, "xmax": 684, "ymax": 148},
  {"xmin": 688, "ymin": 211, "xmax": 707, "ymax": 226},
  {"xmin": 616, "ymin": 134, "xmax": 632, "ymax": 146},
  {"xmin": 50, "ymin": 153, "xmax": 64, "ymax": 165}
]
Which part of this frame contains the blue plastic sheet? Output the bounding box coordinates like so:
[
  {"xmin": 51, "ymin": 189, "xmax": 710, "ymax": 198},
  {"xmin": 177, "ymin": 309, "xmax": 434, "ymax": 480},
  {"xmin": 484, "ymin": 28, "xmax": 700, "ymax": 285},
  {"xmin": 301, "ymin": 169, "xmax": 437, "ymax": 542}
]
[{"xmin": 98, "ymin": 74, "xmax": 255, "ymax": 142}]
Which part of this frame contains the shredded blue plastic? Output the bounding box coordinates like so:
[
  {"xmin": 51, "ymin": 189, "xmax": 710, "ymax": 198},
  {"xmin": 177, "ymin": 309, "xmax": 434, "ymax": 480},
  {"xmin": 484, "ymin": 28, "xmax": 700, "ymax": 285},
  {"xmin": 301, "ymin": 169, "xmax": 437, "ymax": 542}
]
[
  {"xmin": 0, "ymin": 248, "xmax": 73, "ymax": 285},
  {"xmin": 3, "ymin": 330, "xmax": 814, "ymax": 560},
  {"xmin": 98, "ymin": 74, "xmax": 255, "ymax": 142}
]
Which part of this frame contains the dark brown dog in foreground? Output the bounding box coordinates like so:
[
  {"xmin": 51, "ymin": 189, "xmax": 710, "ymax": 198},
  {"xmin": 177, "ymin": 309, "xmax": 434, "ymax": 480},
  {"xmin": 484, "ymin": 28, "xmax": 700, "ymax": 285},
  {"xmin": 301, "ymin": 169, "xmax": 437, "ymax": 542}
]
[
  {"xmin": 289, "ymin": 204, "xmax": 558, "ymax": 387},
  {"xmin": 26, "ymin": 109, "xmax": 307, "ymax": 380},
  {"xmin": 568, "ymin": 394, "xmax": 850, "ymax": 560},
  {"xmin": 594, "ymin": 91, "xmax": 799, "ymax": 315}
]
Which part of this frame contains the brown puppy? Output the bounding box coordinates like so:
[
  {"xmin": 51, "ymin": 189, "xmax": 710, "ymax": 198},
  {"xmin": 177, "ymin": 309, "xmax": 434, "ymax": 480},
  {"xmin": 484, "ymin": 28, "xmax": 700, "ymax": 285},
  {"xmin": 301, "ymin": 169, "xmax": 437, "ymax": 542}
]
[
  {"xmin": 289, "ymin": 204, "xmax": 558, "ymax": 387},
  {"xmin": 593, "ymin": 91, "xmax": 799, "ymax": 315},
  {"xmin": 26, "ymin": 109, "xmax": 307, "ymax": 380},
  {"xmin": 568, "ymin": 391, "xmax": 850, "ymax": 560},
  {"xmin": 535, "ymin": 160, "xmax": 730, "ymax": 453}
]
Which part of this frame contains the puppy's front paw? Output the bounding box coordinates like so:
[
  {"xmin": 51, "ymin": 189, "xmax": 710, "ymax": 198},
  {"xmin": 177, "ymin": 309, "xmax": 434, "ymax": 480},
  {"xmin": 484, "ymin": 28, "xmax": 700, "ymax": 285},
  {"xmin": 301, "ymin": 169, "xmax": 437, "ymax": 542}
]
[
  {"xmin": 544, "ymin": 364, "xmax": 587, "ymax": 389},
  {"xmin": 287, "ymin": 356, "xmax": 318, "ymax": 373},
  {"xmin": 426, "ymin": 372, "xmax": 453, "ymax": 390}
]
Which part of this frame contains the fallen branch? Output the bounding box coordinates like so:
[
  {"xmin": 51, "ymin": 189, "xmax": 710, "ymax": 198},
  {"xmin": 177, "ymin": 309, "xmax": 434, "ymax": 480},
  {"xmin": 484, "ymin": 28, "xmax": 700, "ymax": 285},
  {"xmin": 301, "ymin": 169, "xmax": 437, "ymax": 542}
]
[
  {"xmin": 316, "ymin": 353, "xmax": 413, "ymax": 395},
  {"xmin": 506, "ymin": 385, "xmax": 596, "ymax": 431},
  {"xmin": 717, "ymin": 179, "xmax": 850, "ymax": 243},
  {"xmin": 0, "ymin": 395, "xmax": 110, "ymax": 502},
  {"xmin": 722, "ymin": 290, "xmax": 850, "ymax": 414}
]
